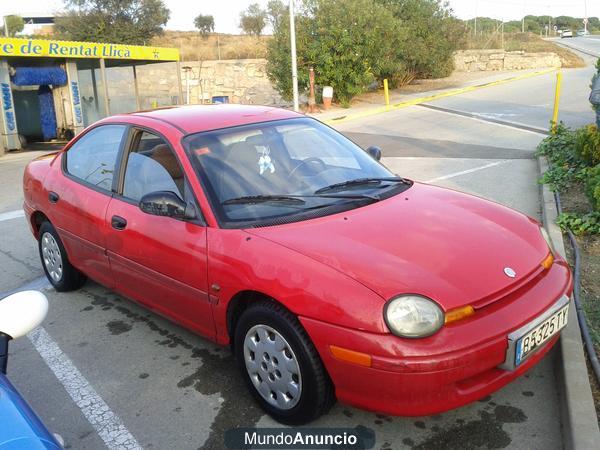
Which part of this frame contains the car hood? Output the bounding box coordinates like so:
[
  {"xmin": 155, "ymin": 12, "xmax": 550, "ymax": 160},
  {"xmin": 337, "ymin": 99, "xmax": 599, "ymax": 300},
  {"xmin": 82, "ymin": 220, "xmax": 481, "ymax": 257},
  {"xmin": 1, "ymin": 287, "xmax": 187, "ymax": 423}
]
[{"xmin": 247, "ymin": 183, "xmax": 549, "ymax": 311}]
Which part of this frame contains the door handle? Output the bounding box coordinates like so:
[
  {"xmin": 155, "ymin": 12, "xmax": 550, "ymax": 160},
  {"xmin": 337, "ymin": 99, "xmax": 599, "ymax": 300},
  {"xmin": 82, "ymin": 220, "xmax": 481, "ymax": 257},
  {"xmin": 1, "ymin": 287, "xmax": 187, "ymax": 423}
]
[
  {"xmin": 48, "ymin": 191, "xmax": 59, "ymax": 203},
  {"xmin": 111, "ymin": 215, "xmax": 127, "ymax": 230}
]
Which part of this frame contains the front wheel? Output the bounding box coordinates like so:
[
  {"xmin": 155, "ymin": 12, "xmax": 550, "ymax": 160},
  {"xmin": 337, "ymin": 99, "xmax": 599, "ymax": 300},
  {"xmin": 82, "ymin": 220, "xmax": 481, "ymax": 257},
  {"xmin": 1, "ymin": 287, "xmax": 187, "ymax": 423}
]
[
  {"xmin": 234, "ymin": 300, "xmax": 334, "ymax": 425},
  {"xmin": 38, "ymin": 221, "xmax": 86, "ymax": 292}
]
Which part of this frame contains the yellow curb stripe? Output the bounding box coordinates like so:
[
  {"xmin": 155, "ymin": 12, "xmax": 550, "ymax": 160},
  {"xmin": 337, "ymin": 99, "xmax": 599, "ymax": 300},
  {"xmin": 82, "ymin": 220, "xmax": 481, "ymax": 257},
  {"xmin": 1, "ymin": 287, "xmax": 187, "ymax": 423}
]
[{"xmin": 323, "ymin": 68, "xmax": 558, "ymax": 125}]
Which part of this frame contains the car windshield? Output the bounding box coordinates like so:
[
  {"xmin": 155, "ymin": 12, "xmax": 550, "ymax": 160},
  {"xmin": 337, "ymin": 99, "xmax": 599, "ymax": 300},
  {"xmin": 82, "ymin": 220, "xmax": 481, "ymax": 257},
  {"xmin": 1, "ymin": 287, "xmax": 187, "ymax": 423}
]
[{"xmin": 182, "ymin": 117, "xmax": 411, "ymax": 227}]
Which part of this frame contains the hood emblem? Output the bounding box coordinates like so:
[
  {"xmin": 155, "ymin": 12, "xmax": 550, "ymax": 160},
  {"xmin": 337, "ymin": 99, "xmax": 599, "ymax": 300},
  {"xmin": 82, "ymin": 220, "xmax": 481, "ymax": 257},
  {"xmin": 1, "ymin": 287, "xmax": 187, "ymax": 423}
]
[{"xmin": 504, "ymin": 267, "xmax": 517, "ymax": 278}]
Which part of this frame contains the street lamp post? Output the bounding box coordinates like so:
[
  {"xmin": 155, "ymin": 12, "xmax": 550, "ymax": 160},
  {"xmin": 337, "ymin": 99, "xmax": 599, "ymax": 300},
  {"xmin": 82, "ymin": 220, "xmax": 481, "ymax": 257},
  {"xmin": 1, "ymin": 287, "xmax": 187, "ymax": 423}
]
[{"xmin": 289, "ymin": 0, "xmax": 299, "ymax": 112}]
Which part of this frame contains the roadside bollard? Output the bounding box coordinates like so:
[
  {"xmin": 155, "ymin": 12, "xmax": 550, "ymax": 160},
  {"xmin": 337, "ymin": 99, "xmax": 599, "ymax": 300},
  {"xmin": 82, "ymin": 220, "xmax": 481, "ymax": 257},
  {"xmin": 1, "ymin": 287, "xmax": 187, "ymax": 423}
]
[
  {"xmin": 383, "ymin": 79, "xmax": 390, "ymax": 108},
  {"xmin": 552, "ymin": 72, "xmax": 562, "ymax": 133}
]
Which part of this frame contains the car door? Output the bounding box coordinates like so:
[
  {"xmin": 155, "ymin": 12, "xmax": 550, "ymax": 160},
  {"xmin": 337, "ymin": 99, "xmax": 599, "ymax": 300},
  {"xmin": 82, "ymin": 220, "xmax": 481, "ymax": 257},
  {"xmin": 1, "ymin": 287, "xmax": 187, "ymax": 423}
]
[
  {"xmin": 105, "ymin": 128, "xmax": 214, "ymax": 338},
  {"xmin": 44, "ymin": 124, "xmax": 128, "ymax": 289}
]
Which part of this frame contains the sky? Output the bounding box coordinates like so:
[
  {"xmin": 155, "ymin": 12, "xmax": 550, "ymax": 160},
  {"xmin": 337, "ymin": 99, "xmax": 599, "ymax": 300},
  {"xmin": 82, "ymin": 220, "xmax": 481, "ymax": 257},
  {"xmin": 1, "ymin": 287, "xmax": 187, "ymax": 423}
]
[{"xmin": 1, "ymin": 0, "xmax": 599, "ymax": 34}]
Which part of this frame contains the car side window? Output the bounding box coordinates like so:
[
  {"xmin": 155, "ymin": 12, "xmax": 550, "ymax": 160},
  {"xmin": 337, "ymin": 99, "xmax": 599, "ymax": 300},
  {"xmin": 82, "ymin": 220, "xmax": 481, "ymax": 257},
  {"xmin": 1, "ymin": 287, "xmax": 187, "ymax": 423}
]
[
  {"xmin": 122, "ymin": 131, "xmax": 186, "ymax": 203},
  {"xmin": 65, "ymin": 125, "xmax": 126, "ymax": 191}
]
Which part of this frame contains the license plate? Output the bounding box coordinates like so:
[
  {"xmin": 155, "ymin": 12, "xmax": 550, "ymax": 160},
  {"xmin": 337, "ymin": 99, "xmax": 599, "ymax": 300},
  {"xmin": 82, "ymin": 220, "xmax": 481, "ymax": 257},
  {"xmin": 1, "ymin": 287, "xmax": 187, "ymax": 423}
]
[{"xmin": 515, "ymin": 305, "xmax": 569, "ymax": 366}]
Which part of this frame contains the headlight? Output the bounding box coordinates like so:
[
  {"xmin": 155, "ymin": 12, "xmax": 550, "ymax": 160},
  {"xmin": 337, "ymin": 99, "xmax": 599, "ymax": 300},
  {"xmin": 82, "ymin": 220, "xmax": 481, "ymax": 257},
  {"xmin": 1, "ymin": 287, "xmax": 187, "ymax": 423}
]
[
  {"xmin": 384, "ymin": 295, "xmax": 444, "ymax": 338},
  {"xmin": 540, "ymin": 226, "xmax": 555, "ymax": 254}
]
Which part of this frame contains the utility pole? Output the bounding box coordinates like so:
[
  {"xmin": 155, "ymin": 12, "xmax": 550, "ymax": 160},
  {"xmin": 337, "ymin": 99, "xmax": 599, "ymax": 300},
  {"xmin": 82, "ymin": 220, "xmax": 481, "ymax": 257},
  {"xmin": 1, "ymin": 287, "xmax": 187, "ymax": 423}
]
[
  {"xmin": 522, "ymin": 0, "xmax": 526, "ymax": 33},
  {"xmin": 474, "ymin": 0, "xmax": 478, "ymax": 37},
  {"xmin": 3, "ymin": 16, "xmax": 8, "ymax": 37},
  {"xmin": 584, "ymin": 0, "xmax": 588, "ymax": 33},
  {"xmin": 289, "ymin": 0, "xmax": 299, "ymax": 112}
]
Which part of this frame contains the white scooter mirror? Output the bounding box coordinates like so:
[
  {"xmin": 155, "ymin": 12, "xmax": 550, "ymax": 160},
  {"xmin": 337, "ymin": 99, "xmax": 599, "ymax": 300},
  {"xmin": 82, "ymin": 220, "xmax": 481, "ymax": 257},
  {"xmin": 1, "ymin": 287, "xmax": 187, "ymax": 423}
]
[{"xmin": 0, "ymin": 290, "xmax": 49, "ymax": 339}]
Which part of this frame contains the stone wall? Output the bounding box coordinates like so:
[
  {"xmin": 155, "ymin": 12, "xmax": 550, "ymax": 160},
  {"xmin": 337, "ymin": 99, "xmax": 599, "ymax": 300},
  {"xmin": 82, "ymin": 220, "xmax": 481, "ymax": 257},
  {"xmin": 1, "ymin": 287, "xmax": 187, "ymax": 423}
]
[
  {"xmin": 135, "ymin": 58, "xmax": 285, "ymax": 107},
  {"xmin": 454, "ymin": 49, "xmax": 562, "ymax": 72},
  {"xmin": 92, "ymin": 53, "xmax": 561, "ymax": 113}
]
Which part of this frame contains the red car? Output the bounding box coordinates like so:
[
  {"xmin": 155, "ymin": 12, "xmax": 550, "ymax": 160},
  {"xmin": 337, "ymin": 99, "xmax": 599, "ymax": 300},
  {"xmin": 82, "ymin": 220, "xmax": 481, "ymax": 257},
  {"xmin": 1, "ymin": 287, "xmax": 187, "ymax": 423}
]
[{"xmin": 23, "ymin": 105, "xmax": 572, "ymax": 424}]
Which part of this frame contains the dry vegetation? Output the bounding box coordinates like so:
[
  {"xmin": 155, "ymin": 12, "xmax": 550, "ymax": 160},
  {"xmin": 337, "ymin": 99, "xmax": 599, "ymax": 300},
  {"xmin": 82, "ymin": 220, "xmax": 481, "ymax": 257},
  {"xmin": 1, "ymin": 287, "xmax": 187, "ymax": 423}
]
[
  {"xmin": 464, "ymin": 32, "xmax": 585, "ymax": 68},
  {"xmin": 155, "ymin": 31, "xmax": 583, "ymax": 69},
  {"xmin": 151, "ymin": 31, "xmax": 270, "ymax": 61}
]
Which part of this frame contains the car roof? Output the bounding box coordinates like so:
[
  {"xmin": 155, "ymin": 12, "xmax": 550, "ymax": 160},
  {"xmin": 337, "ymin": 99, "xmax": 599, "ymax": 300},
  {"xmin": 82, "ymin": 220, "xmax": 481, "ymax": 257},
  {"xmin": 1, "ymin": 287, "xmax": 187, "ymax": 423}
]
[{"xmin": 108, "ymin": 104, "xmax": 303, "ymax": 135}]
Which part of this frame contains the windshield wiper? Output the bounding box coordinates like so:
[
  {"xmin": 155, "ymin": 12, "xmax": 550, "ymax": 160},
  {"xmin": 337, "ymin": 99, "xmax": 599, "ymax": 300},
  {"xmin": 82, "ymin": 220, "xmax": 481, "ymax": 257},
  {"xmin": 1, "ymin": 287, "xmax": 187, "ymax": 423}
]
[
  {"xmin": 222, "ymin": 195, "xmax": 306, "ymax": 205},
  {"xmin": 222, "ymin": 192, "xmax": 380, "ymax": 206},
  {"xmin": 314, "ymin": 177, "xmax": 408, "ymax": 194}
]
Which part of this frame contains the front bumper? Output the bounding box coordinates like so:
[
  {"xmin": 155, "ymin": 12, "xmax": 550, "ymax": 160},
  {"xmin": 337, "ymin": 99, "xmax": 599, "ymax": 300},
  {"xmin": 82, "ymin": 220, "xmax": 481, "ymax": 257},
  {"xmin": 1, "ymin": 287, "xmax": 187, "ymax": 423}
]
[{"xmin": 300, "ymin": 261, "xmax": 572, "ymax": 416}]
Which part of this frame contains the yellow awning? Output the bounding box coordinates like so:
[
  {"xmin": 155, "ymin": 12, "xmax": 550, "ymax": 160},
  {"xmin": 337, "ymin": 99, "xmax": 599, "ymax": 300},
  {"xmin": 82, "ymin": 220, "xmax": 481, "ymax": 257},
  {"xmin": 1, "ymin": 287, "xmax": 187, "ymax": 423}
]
[{"xmin": 0, "ymin": 37, "xmax": 179, "ymax": 62}]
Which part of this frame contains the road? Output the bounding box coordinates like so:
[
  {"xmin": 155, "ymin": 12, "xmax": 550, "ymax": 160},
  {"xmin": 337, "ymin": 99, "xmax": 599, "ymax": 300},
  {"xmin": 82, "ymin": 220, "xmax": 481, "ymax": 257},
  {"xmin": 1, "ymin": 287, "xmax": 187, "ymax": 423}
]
[
  {"xmin": 0, "ymin": 49, "xmax": 597, "ymax": 449},
  {"xmin": 555, "ymin": 35, "xmax": 600, "ymax": 58},
  {"xmin": 409, "ymin": 37, "xmax": 597, "ymax": 132}
]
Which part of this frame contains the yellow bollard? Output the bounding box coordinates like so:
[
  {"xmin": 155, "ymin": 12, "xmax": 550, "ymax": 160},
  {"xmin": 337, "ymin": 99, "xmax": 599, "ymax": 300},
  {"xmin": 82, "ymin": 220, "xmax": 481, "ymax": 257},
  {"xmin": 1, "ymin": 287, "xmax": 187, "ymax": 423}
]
[
  {"xmin": 383, "ymin": 79, "xmax": 390, "ymax": 108},
  {"xmin": 552, "ymin": 72, "xmax": 562, "ymax": 133}
]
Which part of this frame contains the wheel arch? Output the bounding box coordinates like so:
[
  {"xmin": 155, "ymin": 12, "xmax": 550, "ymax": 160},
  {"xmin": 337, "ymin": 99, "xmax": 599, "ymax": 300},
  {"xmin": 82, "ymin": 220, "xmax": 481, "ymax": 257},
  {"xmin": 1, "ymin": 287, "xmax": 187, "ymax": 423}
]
[
  {"xmin": 226, "ymin": 290, "xmax": 294, "ymax": 348},
  {"xmin": 30, "ymin": 211, "xmax": 50, "ymax": 239}
]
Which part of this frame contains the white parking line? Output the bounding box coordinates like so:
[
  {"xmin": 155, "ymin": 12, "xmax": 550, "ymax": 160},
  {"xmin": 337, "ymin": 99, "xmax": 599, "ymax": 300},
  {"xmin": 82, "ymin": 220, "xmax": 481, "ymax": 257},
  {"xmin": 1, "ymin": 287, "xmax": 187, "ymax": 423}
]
[
  {"xmin": 28, "ymin": 327, "xmax": 142, "ymax": 450},
  {"xmin": 425, "ymin": 160, "xmax": 510, "ymax": 183},
  {"xmin": 419, "ymin": 105, "xmax": 548, "ymax": 136},
  {"xmin": 0, "ymin": 210, "xmax": 24, "ymax": 222}
]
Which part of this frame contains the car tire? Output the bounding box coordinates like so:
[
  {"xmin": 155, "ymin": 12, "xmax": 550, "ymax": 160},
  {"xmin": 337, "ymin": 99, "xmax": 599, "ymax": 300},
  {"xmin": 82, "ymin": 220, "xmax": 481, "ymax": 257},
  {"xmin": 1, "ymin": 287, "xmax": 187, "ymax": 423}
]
[
  {"xmin": 234, "ymin": 300, "xmax": 334, "ymax": 425},
  {"xmin": 38, "ymin": 221, "xmax": 86, "ymax": 292}
]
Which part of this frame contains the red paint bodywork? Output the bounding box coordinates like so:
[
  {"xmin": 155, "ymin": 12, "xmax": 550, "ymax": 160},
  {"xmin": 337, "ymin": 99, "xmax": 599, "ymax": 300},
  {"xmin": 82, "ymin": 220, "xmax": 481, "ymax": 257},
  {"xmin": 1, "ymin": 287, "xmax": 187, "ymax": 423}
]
[{"xmin": 22, "ymin": 105, "xmax": 572, "ymax": 416}]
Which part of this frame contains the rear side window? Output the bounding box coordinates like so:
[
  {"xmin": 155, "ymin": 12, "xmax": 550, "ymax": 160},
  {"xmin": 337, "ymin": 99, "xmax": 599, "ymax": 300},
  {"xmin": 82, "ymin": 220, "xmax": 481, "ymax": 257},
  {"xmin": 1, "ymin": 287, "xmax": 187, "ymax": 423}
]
[
  {"xmin": 122, "ymin": 131, "xmax": 185, "ymax": 202},
  {"xmin": 65, "ymin": 125, "xmax": 126, "ymax": 191}
]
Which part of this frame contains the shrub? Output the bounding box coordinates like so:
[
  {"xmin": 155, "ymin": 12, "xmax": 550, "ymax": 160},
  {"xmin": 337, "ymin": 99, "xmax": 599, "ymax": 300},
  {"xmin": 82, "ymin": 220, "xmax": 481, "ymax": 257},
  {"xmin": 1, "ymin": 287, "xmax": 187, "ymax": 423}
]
[
  {"xmin": 267, "ymin": 0, "xmax": 401, "ymax": 104},
  {"xmin": 536, "ymin": 123, "xmax": 583, "ymax": 191},
  {"xmin": 585, "ymin": 164, "xmax": 600, "ymax": 210},
  {"xmin": 378, "ymin": 0, "xmax": 467, "ymax": 80},
  {"xmin": 575, "ymin": 125, "xmax": 600, "ymax": 166},
  {"xmin": 557, "ymin": 212, "xmax": 600, "ymax": 235},
  {"xmin": 266, "ymin": 0, "xmax": 465, "ymax": 104}
]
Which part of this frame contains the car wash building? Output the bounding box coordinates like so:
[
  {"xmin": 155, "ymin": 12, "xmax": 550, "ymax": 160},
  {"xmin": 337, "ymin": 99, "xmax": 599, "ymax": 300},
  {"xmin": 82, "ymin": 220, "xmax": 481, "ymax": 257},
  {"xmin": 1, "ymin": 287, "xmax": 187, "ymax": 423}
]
[{"xmin": 0, "ymin": 37, "xmax": 181, "ymax": 153}]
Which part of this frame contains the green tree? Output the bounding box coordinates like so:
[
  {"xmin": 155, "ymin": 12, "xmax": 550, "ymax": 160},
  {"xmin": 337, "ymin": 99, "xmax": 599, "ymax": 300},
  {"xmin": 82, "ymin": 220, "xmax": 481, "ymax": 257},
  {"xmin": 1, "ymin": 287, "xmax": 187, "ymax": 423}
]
[
  {"xmin": 1, "ymin": 15, "xmax": 24, "ymax": 37},
  {"xmin": 554, "ymin": 16, "xmax": 581, "ymax": 31},
  {"xmin": 266, "ymin": 0, "xmax": 287, "ymax": 30},
  {"xmin": 194, "ymin": 14, "xmax": 214, "ymax": 37},
  {"xmin": 54, "ymin": 0, "xmax": 170, "ymax": 45},
  {"xmin": 240, "ymin": 3, "xmax": 267, "ymax": 36}
]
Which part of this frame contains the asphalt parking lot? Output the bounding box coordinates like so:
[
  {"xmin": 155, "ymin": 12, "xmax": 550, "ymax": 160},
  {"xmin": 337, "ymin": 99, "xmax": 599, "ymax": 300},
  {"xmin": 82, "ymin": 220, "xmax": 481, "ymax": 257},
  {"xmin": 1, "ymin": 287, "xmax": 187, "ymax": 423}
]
[{"xmin": 0, "ymin": 98, "xmax": 567, "ymax": 450}]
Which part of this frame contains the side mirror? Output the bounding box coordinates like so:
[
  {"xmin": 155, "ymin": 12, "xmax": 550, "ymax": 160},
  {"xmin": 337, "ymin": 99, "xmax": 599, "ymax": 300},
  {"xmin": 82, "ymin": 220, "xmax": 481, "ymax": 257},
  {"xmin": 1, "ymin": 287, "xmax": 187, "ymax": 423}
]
[
  {"xmin": 139, "ymin": 191, "xmax": 197, "ymax": 220},
  {"xmin": 0, "ymin": 290, "xmax": 49, "ymax": 374},
  {"xmin": 0, "ymin": 291, "xmax": 48, "ymax": 340},
  {"xmin": 366, "ymin": 146, "xmax": 382, "ymax": 161}
]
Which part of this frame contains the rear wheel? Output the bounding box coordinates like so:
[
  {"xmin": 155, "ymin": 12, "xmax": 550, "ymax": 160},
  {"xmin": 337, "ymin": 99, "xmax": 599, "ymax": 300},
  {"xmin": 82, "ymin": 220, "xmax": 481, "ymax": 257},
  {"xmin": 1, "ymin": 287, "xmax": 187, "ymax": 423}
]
[
  {"xmin": 234, "ymin": 300, "xmax": 334, "ymax": 424},
  {"xmin": 38, "ymin": 221, "xmax": 86, "ymax": 292}
]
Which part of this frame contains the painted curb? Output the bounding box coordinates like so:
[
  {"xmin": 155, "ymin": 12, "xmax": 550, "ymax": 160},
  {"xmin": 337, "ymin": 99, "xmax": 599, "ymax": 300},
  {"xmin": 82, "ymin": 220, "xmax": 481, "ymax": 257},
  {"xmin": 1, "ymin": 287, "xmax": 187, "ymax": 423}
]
[
  {"xmin": 538, "ymin": 156, "xmax": 600, "ymax": 449},
  {"xmin": 320, "ymin": 68, "xmax": 558, "ymax": 125}
]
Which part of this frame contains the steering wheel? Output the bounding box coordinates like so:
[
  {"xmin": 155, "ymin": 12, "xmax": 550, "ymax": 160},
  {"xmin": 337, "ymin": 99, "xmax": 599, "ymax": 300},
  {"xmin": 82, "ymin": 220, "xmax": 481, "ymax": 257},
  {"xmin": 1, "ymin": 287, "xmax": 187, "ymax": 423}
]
[{"xmin": 289, "ymin": 157, "xmax": 327, "ymax": 176}]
